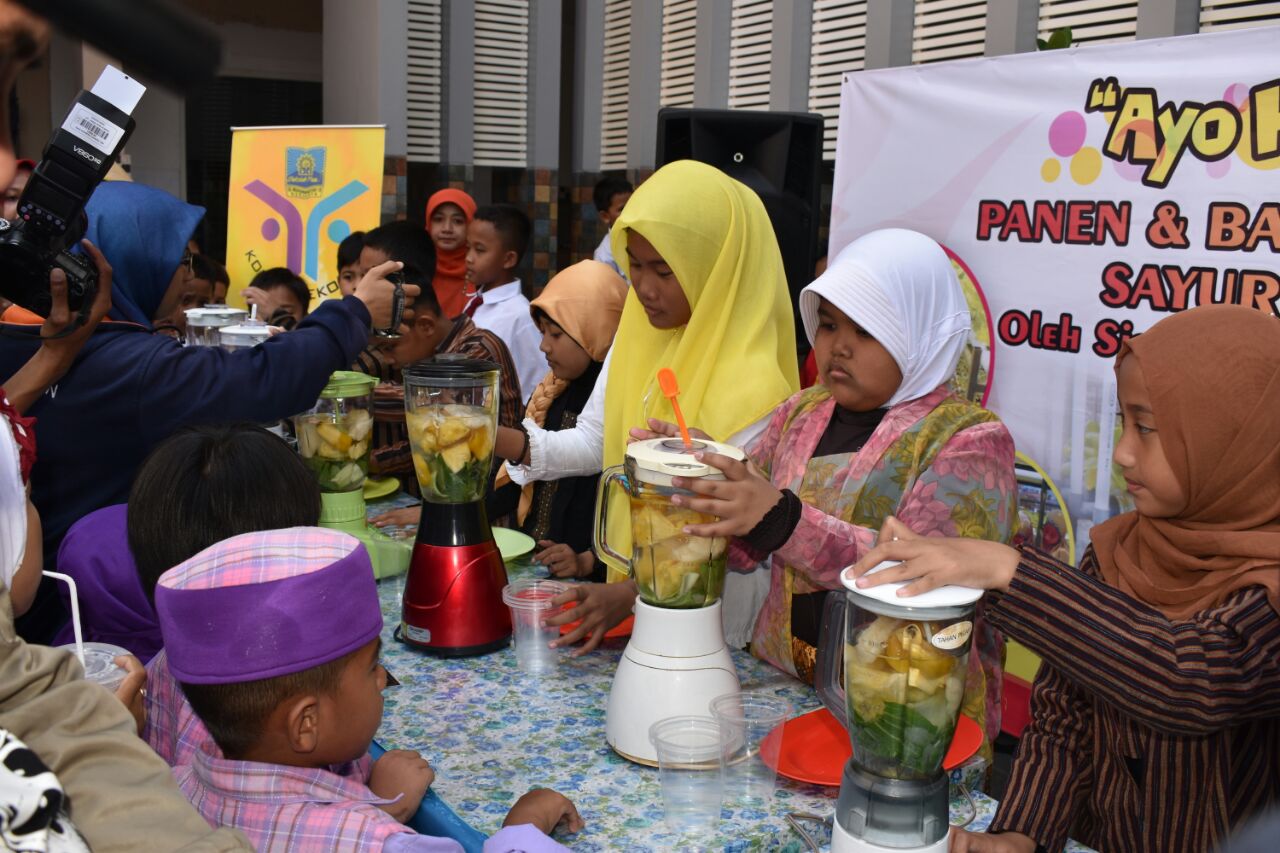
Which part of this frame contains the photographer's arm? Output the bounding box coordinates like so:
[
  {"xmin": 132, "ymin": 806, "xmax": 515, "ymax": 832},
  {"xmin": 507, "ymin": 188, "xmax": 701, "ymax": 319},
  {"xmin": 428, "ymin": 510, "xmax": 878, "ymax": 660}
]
[{"xmin": 4, "ymin": 240, "xmax": 112, "ymax": 413}]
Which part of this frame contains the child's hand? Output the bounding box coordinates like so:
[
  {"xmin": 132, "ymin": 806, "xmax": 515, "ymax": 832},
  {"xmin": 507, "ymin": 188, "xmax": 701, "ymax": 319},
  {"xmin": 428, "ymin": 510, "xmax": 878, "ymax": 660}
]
[
  {"xmin": 371, "ymin": 506, "xmax": 420, "ymax": 528},
  {"xmin": 369, "ymin": 749, "xmax": 435, "ymax": 823},
  {"xmin": 112, "ymin": 654, "xmax": 147, "ymax": 736},
  {"xmin": 543, "ymin": 581, "xmax": 637, "ymax": 655},
  {"xmin": 504, "ymin": 788, "xmax": 584, "ymax": 836},
  {"xmin": 535, "ymin": 541, "xmax": 594, "ymax": 578},
  {"xmin": 949, "ymin": 829, "xmax": 1036, "ymax": 852},
  {"xmin": 628, "ymin": 417, "xmax": 713, "ymax": 444},
  {"xmin": 669, "ymin": 451, "xmax": 782, "ymax": 537},
  {"xmin": 847, "ymin": 515, "xmax": 1021, "ymax": 596}
]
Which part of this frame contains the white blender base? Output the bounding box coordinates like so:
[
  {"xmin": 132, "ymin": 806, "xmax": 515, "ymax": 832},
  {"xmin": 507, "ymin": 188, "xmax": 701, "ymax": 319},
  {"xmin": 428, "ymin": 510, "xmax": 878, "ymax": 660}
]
[
  {"xmin": 832, "ymin": 819, "xmax": 950, "ymax": 853},
  {"xmin": 605, "ymin": 598, "xmax": 740, "ymax": 765}
]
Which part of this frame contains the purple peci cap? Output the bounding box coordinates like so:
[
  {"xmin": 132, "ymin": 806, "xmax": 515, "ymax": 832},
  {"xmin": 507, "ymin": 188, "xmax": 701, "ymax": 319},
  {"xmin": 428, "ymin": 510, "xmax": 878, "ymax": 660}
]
[{"xmin": 154, "ymin": 527, "xmax": 383, "ymax": 685}]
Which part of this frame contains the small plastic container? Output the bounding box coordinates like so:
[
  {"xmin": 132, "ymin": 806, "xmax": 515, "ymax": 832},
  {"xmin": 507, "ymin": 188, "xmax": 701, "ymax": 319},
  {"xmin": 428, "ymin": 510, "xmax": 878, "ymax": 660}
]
[
  {"xmin": 58, "ymin": 641, "xmax": 131, "ymax": 692},
  {"xmin": 218, "ymin": 321, "xmax": 272, "ymax": 351},
  {"xmin": 501, "ymin": 579, "xmax": 567, "ymax": 672},
  {"xmin": 649, "ymin": 715, "xmax": 725, "ymax": 835}
]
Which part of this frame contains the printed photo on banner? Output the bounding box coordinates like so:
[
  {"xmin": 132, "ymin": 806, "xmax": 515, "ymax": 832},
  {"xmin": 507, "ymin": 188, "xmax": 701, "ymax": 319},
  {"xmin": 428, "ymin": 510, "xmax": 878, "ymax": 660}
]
[
  {"xmin": 828, "ymin": 26, "xmax": 1279, "ymax": 552},
  {"xmin": 225, "ymin": 125, "xmax": 385, "ymax": 311}
]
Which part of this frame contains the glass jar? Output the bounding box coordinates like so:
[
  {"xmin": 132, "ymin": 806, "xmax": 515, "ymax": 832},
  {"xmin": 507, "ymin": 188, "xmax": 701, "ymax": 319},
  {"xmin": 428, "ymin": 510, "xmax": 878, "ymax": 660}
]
[
  {"xmin": 596, "ymin": 438, "xmax": 745, "ymax": 609},
  {"xmin": 184, "ymin": 306, "xmax": 247, "ymax": 347},
  {"xmin": 403, "ymin": 357, "xmax": 500, "ymax": 504},
  {"xmin": 293, "ymin": 371, "xmax": 377, "ymax": 492}
]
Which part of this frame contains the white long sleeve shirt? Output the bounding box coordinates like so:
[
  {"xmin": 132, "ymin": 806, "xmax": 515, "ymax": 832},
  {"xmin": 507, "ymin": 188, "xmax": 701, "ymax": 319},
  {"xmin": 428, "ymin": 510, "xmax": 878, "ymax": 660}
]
[
  {"xmin": 468, "ymin": 280, "xmax": 547, "ymax": 406},
  {"xmin": 507, "ymin": 348, "xmax": 769, "ymax": 485}
]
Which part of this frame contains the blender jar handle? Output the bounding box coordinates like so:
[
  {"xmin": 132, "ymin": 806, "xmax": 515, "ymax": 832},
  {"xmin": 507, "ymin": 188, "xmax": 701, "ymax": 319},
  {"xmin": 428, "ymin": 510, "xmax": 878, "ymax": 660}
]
[
  {"xmin": 815, "ymin": 590, "xmax": 848, "ymax": 729},
  {"xmin": 593, "ymin": 465, "xmax": 631, "ymax": 572}
]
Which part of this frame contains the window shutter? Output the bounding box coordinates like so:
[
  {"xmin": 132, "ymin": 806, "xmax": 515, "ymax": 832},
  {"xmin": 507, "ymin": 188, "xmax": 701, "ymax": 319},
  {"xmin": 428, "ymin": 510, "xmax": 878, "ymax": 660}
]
[
  {"xmin": 808, "ymin": 0, "xmax": 867, "ymax": 160},
  {"xmin": 661, "ymin": 0, "xmax": 697, "ymax": 108},
  {"xmin": 406, "ymin": 0, "xmax": 442, "ymax": 163},
  {"xmin": 729, "ymin": 0, "xmax": 773, "ymax": 109},
  {"xmin": 1200, "ymin": 0, "xmax": 1280, "ymax": 30},
  {"xmin": 601, "ymin": 0, "xmax": 631, "ymax": 169},
  {"xmin": 1038, "ymin": 1, "xmax": 1139, "ymax": 45},
  {"xmin": 473, "ymin": 0, "xmax": 528, "ymax": 167},
  {"xmin": 913, "ymin": 0, "xmax": 989, "ymax": 64}
]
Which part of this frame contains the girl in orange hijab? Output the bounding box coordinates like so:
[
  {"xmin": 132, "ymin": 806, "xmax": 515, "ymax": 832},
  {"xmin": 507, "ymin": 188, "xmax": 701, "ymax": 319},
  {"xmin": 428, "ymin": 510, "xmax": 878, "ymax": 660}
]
[
  {"xmin": 850, "ymin": 304, "xmax": 1280, "ymax": 853},
  {"xmin": 425, "ymin": 188, "xmax": 477, "ymax": 317}
]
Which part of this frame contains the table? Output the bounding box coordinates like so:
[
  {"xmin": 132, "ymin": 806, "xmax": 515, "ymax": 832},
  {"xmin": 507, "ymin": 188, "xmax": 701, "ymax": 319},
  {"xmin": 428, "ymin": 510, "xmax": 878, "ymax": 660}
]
[{"xmin": 372, "ymin": 567, "xmax": 1095, "ymax": 852}]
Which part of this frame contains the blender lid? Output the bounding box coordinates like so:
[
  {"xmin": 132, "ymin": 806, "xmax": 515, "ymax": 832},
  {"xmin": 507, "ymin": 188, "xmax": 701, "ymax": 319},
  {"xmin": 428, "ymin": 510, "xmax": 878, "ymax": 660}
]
[
  {"xmin": 185, "ymin": 307, "xmax": 242, "ymax": 326},
  {"xmin": 219, "ymin": 322, "xmax": 272, "ymax": 341},
  {"xmin": 321, "ymin": 370, "xmax": 378, "ymax": 398},
  {"xmin": 840, "ymin": 560, "xmax": 983, "ymax": 614},
  {"xmin": 404, "ymin": 356, "xmax": 499, "ymax": 384},
  {"xmin": 626, "ymin": 437, "xmax": 746, "ymax": 482}
]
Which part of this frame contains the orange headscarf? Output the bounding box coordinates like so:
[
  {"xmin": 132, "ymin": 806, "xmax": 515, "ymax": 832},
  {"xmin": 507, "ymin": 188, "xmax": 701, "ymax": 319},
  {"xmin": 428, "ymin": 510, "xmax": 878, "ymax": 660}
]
[
  {"xmin": 1090, "ymin": 305, "xmax": 1280, "ymax": 619},
  {"xmin": 425, "ymin": 188, "xmax": 477, "ymax": 317}
]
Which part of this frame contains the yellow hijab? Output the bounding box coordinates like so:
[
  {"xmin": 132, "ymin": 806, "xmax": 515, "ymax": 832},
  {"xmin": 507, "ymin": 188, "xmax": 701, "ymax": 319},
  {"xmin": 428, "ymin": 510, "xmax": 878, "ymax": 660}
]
[{"xmin": 601, "ymin": 160, "xmax": 799, "ymax": 580}]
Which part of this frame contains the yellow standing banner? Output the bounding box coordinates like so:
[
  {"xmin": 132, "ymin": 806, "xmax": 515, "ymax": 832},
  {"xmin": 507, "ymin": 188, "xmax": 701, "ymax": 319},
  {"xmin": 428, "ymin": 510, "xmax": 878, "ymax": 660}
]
[{"xmin": 225, "ymin": 125, "xmax": 385, "ymax": 310}]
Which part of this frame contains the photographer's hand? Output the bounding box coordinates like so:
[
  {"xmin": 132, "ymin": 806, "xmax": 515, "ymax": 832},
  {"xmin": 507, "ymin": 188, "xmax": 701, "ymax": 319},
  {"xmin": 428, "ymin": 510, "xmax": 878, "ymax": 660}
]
[
  {"xmin": 354, "ymin": 260, "xmax": 419, "ymax": 334},
  {"xmin": 3, "ymin": 239, "xmax": 112, "ymax": 414}
]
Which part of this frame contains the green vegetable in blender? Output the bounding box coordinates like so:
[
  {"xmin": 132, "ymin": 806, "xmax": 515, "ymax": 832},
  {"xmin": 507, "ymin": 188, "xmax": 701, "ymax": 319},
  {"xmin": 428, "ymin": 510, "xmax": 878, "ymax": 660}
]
[
  {"xmin": 845, "ymin": 616, "xmax": 967, "ymax": 780},
  {"xmin": 407, "ymin": 405, "xmax": 495, "ymax": 502}
]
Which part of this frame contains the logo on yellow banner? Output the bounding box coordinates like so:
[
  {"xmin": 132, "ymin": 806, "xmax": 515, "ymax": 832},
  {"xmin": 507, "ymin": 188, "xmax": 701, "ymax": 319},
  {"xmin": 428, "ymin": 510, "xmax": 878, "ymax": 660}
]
[{"xmin": 286, "ymin": 146, "xmax": 325, "ymax": 198}]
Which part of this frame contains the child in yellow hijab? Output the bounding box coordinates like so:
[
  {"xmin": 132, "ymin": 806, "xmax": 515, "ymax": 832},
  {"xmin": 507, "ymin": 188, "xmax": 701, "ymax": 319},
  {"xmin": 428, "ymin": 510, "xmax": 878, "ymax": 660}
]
[{"xmin": 496, "ymin": 160, "xmax": 799, "ymax": 652}]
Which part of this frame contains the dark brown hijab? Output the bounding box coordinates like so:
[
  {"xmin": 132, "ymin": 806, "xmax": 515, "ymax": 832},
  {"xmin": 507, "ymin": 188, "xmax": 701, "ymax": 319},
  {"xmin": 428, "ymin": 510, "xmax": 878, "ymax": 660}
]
[{"xmin": 1090, "ymin": 305, "xmax": 1280, "ymax": 619}]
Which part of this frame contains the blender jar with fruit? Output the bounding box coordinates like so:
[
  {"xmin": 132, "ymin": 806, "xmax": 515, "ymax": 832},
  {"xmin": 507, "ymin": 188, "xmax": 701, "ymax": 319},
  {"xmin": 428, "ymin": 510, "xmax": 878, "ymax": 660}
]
[
  {"xmin": 815, "ymin": 562, "xmax": 981, "ymax": 852},
  {"xmin": 293, "ymin": 371, "xmax": 376, "ymax": 492},
  {"xmin": 595, "ymin": 438, "xmax": 744, "ymax": 608}
]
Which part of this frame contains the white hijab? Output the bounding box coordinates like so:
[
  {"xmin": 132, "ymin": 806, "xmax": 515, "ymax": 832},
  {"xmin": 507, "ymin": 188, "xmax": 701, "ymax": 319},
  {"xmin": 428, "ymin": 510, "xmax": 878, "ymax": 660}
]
[
  {"xmin": 799, "ymin": 229, "xmax": 970, "ymax": 408},
  {"xmin": 0, "ymin": 410, "xmax": 27, "ymax": 590}
]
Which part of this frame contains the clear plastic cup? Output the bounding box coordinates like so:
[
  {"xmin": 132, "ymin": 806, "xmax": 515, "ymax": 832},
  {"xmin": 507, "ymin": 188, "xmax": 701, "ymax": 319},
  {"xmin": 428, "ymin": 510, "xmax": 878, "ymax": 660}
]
[
  {"xmin": 501, "ymin": 579, "xmax": 567, "ymax": 672},
  {"xmin": 649, "ymin": 715, "xmax": 725, "ymax": 835},
  {"xmin": 57, "ymin": 641, "xmax": 131, "ymax": 692},
  {"xmin": 710, "ymin": 692, "xmax": 792, "ymax": 806}
]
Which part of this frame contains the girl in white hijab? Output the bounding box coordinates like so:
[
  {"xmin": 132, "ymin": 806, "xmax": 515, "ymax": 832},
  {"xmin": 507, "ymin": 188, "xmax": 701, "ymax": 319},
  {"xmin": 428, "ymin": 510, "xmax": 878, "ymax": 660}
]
[{"xmin": 668, "ymin": 228, "xmax": 1018, "ymax": 751}]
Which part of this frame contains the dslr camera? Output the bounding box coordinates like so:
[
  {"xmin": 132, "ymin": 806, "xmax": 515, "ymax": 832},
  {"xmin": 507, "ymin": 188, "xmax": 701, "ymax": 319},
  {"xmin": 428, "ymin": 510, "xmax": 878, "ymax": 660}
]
[{"xmin": 0, "ymin": 67, "xmax": 143, "ymax": 320}]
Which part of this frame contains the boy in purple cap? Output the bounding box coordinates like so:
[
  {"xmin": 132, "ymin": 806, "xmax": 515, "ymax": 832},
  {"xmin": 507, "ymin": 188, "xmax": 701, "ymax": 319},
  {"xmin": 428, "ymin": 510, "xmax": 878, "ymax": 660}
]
[{"xmin": 155, "ymin": 527, "xmax": 582, "ymax": 852}]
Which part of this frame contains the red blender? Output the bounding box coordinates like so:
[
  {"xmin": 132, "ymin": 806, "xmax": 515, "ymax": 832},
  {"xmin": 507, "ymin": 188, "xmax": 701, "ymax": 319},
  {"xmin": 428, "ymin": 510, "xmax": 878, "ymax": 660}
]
[{"xmin": 400, "ymin": 357, "xmax": 511, "ymax": 655}]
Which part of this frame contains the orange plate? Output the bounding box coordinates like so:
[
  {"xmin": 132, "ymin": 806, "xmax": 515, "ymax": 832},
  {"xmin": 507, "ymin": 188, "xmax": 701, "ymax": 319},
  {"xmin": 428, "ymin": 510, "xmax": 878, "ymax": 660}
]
[
  {"xmin": 557, "ymin": 604, "xmax": 634, "ymax": 640},
  {"xmin": 761, "ymin": 707, "xmax": 983, "ymax": 787}
]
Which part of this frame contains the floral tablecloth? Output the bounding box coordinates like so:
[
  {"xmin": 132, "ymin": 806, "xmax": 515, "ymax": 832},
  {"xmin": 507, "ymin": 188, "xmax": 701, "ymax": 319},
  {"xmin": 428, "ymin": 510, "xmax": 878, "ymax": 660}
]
[{"xmin": 372, "ymin": 562, "xmax": 1095, "ymax": 852}]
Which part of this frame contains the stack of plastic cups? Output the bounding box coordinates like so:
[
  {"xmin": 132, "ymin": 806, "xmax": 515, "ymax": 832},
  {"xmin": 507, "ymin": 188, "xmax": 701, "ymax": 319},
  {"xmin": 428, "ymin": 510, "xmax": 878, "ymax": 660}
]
[
  {"xmin": 501, "ymin": 579, "xmax": 566, "ymax": 672},
  {"xmin": 710, "ymin": 692, "xmax": 792, "ymax": 807},
  {"xmin": 649, "ymin": 716, "xmax": 725, "ymax": 837}
]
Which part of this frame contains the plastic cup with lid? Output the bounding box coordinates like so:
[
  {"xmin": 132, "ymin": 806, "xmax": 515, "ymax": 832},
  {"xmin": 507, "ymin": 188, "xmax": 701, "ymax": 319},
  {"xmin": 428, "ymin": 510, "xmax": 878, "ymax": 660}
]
[{"xmin": 56, "ymin": 641, "xmax": 133, "ymax": 692}]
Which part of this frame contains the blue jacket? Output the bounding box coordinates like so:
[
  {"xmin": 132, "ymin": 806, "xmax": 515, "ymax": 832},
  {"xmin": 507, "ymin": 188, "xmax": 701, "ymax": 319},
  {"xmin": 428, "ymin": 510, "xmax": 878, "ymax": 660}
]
[
  {"xmin": 2, "ymin": 182, "xmax": 374, "ymax": 640},
  {"xmin": 1, "ymin": 300, "xmax": 373, "ymax": 640}
]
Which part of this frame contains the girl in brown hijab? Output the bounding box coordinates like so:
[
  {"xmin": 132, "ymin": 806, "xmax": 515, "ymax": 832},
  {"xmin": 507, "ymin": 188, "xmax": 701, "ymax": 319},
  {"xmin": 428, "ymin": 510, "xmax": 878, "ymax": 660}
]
[
  {"xmin": 493, "ymin": 261, "xmax": 627, "ymax": 580},
  {"xmin": 849, "ymin": 304, "xmax": 1280, "ymax": 853}
]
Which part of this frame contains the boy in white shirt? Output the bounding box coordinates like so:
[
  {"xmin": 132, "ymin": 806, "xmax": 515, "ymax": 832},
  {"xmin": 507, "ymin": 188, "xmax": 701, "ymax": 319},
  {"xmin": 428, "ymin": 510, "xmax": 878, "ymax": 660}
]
[
  {"xmin": 464, "ymin": 205, "xmax": 547, "ymax": 404},
  {"xmin": 590, "ymin": 177, "xmax": 632, "ymax": 277}
]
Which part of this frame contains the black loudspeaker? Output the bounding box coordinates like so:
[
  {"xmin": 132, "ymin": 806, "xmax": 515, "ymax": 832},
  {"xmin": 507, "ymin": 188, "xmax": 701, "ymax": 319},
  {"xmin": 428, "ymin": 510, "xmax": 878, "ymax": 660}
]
[{"xmin": 655, "ymin": 107, "xmax": 824, "ymax": 354}]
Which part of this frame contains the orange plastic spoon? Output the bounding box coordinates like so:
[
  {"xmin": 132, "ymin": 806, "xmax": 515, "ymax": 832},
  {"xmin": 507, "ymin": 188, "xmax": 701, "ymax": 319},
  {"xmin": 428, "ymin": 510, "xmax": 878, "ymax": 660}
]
[{"xmin": 657, "ymin": 368, "xmax": 693, "ymax": 450}]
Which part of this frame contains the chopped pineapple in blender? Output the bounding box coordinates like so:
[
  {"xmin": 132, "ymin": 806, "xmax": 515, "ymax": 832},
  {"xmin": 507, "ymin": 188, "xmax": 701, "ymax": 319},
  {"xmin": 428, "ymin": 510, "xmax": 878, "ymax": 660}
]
[
  {"xmin": 315, "ymin": 422, "xmax": 352, "ymax": 452},
  {"xmin": 413, "ymin": 455, "xmax": 433, "ymax": 489},
  {"xmin": 468, "ymin": 423, "xmax": 492, "ymax": 459},
  {"xmin": 348, "ymin": 440, "xmax": 368, "ymax": 461},
  {"xmin": 440, "ymin": 442, "xmax": 471, "ymax": 473},
  {"xmin": 854, "ymin": 615, "xmax": 901, "ymax": 665},
  {"xmin": 437, "ymin": 418, "xmax": 470, "ymax": 447},
  {"xmin": 347, "ymin": 409, "xmax": 373, "ymax": 442}
]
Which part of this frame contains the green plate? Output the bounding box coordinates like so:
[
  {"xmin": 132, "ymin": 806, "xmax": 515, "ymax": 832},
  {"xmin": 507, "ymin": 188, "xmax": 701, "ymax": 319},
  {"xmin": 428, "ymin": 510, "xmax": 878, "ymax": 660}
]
[
  {"xmin": 363, "ymin": 477, "xmax": 400, "ymax": 501},
  {"xmin": 492, "ymin": 527, "xmax": 536, "ymax": 563}
]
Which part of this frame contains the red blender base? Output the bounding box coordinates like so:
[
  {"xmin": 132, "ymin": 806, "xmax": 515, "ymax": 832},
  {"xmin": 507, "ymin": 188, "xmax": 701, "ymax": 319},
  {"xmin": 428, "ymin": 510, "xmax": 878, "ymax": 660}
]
[{"xmin": 401, "ymin": 500, "xmax": 511, "ymax": 656}]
